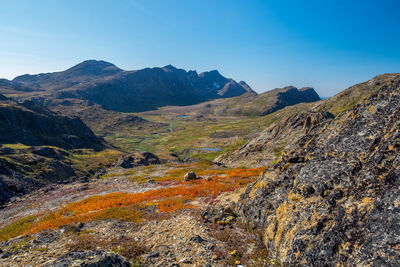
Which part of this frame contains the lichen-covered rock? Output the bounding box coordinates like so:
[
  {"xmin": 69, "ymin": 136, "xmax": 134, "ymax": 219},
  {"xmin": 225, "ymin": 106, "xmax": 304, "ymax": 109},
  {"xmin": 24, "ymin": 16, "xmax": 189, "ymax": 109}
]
[
  {"xmin": 202, "ymin": 205, "xmax": 237, "ymax": 225},
  {"xmin": 238, "ymin": 74, "xmax": 400, "ymax": 266}
]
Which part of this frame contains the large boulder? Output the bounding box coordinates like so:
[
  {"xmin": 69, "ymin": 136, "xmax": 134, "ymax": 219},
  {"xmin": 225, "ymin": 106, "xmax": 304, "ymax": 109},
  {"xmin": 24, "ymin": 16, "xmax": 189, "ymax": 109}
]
[
  {"xmin": 184, "ymin": 172, "xmax": 197, "ymax": 181},
  {"xmin": 238, "ymin": 74, "xmax": 400, "ymax": 266}
]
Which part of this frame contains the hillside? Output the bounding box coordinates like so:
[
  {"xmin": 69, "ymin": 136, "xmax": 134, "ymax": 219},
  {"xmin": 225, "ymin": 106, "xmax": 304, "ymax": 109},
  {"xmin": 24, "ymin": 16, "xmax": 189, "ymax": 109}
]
[
  {"xmin": 141, "ymin": 85, "xmax": 320, "ymax": 118},
  {"xmin": 215, "ymin": 75, "xmax": 389, "ymax": 167},
  {"xmin": 237, "ymin": 73, "xmax": 400, "ymax": 265},
  {"xmin": 0, "ymin": 74, "xmax": 398, "ymax": 266},
  {"xmin": 1, "ymin": 60, "xmax": 255, "ymax": 112}
]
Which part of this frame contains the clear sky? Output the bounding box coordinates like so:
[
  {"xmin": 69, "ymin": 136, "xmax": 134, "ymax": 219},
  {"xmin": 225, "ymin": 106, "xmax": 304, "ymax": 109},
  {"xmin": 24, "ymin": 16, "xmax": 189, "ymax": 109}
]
[{"xmin": 1, "ymin": 0, "xmax": 399, "ymax": 96}]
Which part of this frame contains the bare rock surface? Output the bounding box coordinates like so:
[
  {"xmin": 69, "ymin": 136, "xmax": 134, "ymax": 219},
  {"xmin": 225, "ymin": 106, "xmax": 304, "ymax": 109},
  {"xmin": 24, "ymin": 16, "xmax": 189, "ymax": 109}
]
[{"xmin": 237, "ymin": 74, "xmax": 400, "ymax": 266}]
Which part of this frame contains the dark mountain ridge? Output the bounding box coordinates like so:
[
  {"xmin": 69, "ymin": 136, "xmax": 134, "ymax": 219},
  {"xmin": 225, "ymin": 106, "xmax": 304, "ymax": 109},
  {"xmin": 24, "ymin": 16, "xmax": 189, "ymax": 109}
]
[
  {"xmin": 13, "ymin": 60, "xmax": 123, "ymax": 91},
  {"xmin": 0, "ymin": 95, "xmax": 104, "ymax": 150},
  {"xmin": 4, "ymin": 60, "xmax": 255, "ymax": 112}
]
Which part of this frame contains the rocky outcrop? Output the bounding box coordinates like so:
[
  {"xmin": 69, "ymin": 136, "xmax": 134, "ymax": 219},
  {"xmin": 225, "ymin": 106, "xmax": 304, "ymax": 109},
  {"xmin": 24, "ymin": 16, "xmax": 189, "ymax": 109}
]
[
  {"xmin": 237, "ymin": 74, "xmax": 400, "ymax": 266},
  {"xmin": 0, "ymin": 99, "xmax": 104, "ymax": 150},
  {"xmin": 261, "ymin": 86, "xmax": 321, "ymax": 115},
  {"xmin": 0, "ymin": 145, "xmax": 77, "ymax": 205},
  {"xmin": 216, "ymin": 111, "xmax": 334, "ymax": 167},
  {"xmin": 46, "ymin": 250, "xmax": 131, "ymax": 266},
  {"xmin": 113, "ymin": 152, "xmax": 161, "ymax": 168},
  {"xmin": 7, "ymin": 60, "xmax": 255, "ymax": 112}
]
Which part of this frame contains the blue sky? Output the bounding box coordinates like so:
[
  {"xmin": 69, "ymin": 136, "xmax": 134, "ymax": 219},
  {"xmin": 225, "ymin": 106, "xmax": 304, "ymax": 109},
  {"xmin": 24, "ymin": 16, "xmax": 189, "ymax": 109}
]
[{"xmin": 0, "ymin": 0, "xmax": 399, "ymax": 96}]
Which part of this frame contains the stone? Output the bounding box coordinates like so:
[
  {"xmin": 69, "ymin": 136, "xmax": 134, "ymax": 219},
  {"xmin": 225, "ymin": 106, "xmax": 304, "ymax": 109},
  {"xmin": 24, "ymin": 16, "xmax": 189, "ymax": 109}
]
[
  {"xmin": 94, "ymin": 168, "xmax": 107, "ymax": 179},
  {"xmin": 189, "ymin": 235, "xmax": 206, "ymax": 243},
  {"xmin": 1, "ymin": 252, "xmax": 12, "ymax": 259},
  {"xmin": 184, "ymin": 172, "xmax": 197, "ymax": 181}
]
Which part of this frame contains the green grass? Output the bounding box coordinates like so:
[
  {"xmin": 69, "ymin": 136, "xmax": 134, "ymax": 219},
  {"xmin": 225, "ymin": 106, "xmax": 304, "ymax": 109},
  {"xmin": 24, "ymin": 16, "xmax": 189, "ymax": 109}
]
[
  {"xmin": 104, "ymin": 114, "xmax": 273, "ymax": 161},
  {"xmin": 1, "ymin": 143, "xmax": 31, "ymax": 150},
  {"xmin": 69, "ymin": 149, "xmax": 123, "ymax": 176},
  {"xmin": 0, "ymin": 215, "xmax": 39, "ymax": 242}
]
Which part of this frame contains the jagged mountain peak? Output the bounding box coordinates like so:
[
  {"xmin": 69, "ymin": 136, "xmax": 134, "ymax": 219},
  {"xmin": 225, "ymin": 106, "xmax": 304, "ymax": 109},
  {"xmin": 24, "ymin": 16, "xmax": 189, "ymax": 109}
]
[{"xmin": 161, "ymin": 64, "xmax": 178, "ymax": 72}]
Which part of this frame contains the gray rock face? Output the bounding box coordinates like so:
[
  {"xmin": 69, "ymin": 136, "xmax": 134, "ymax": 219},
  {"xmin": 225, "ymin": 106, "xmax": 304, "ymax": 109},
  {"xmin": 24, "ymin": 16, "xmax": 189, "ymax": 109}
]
[{"xmin": 238, "ymin": 74, "xmax": 400, "ymax": 266}]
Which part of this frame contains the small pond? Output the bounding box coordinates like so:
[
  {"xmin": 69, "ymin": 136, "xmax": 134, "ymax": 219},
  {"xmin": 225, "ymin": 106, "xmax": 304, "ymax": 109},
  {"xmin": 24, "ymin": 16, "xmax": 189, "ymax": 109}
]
[{"xmin": 200, "ymin": 147, "xmax": 222, "ymax": 151}]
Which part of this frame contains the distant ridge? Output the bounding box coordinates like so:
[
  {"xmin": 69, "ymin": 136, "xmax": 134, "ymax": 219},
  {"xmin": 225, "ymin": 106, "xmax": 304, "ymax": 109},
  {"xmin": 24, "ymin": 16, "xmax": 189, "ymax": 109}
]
[{"xmin": 2, "ymin": 60, "xmax": 255, "ymax": 112}]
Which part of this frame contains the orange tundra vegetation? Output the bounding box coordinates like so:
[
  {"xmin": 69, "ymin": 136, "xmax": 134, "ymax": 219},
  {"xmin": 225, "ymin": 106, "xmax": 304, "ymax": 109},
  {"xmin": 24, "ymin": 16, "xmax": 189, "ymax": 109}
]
[{"xmin": 18, "ymin": 167, "xmax": 265, "ymax": 237}]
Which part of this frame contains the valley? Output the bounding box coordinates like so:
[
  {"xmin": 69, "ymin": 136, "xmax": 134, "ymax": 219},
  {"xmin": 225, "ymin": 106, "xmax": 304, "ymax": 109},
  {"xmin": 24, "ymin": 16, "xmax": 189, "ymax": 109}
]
[{"xmin": 0, "ymin": 62, "xmax": 399, "ymax": 266}]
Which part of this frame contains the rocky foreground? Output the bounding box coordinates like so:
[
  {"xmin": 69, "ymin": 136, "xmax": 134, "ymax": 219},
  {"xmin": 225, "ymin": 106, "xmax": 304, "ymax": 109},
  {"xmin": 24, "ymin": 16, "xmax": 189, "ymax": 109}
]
[
  {"xmin": 0, "ymin": 74, "xmax": 399, "ymax": 266},
  {"xmin": 238, "ymin": 74, "xmax": 400, "ymax": 266}
]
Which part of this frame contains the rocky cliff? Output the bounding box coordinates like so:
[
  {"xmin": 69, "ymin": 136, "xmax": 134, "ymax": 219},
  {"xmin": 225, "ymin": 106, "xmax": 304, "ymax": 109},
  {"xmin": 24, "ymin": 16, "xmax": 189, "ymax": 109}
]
[
  {"xmin": 0, "ymin": 98, "xmax": 104, "ymax": 150},
  {"xmin": 237, "ymin": 74, "xmax": 400, "ymax": 266}
]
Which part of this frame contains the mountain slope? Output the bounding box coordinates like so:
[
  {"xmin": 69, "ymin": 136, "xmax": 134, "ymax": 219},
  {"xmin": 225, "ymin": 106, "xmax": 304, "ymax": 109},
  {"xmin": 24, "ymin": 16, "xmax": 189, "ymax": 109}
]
[
  {"xmin": 140, "ymin": 86, "xmax": 320, "ymax": 118},
  {"xmin": 0, "ymin": 97, "xmax": 104, "ymax": 150},
  {"xmin": 5, "ymin": 60, "xmax": 255, "ymax": 112},
  {"xmin": 215, "ymin": 75, "xmax": 389, "ymax": 167},
  {"xmin": 0, "ymin": 94, "xmax": 110, "ymax": 204},
  {"xmin": 237, "ymin": 73, "xmax": 400, "ymax": 266}
]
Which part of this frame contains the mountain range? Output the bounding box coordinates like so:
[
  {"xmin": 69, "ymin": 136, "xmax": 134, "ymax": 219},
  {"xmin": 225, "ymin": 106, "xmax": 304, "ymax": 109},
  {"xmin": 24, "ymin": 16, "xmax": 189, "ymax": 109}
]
[{"xmin": 2, "ymin": 60, "xmax": 256, "ymax": 112}]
